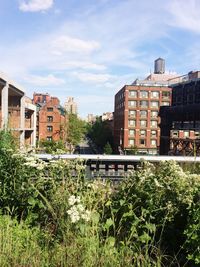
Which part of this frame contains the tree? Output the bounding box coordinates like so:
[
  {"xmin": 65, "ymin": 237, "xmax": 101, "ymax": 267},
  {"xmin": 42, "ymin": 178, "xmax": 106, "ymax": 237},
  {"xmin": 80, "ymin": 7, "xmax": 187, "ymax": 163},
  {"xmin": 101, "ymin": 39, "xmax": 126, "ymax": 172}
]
[
  {"xmin": 103, "ymin": 142, "xmax": 113, "ymax": 154},
  {"xmin": 39, "ymin": 139, "xmax": 66, "ymax": 154},
  {"xmin": 66, "ymin": 113, "xmax": 86, "ymax": 148},
  {"xmin": 126, "ymin": 145, "xmax": 138, "ymax": 155},
  {"xmin": 87, "ymin": 117, "xmax": 113, "ymax": 150}
]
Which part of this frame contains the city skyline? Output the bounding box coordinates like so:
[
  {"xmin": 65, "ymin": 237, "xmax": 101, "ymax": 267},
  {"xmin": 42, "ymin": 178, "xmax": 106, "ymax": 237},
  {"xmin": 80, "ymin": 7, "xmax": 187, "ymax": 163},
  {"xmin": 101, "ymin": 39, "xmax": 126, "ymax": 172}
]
[{"xmin": 0, "ymin": 0, "xmax": 200, "ymax": 117}]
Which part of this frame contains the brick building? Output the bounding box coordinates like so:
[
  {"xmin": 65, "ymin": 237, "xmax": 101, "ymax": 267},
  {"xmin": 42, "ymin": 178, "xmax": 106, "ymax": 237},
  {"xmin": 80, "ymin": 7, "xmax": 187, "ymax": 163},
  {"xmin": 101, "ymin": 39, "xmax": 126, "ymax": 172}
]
[
  {"xmin": 114, "ymin": 82, "xmax": 171, "ymax": 154},
  {"xmin": 33, "ymin": 93, "xmax": 65, "ymax": 142},
  {"xmin": 0, "ymin": 73, "xmax": 36, "ymax": 148},
  {"xmin": 160, "ymin": 71, "xmax": 200, "ymax": 155}
]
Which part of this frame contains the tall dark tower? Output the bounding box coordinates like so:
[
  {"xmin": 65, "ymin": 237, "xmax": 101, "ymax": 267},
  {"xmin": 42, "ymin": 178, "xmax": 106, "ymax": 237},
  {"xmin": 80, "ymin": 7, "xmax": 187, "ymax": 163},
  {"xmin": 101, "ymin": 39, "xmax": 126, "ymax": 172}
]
[{"xmin": 154, "ymin": 58, "xmax": 165, "ymax": 74}]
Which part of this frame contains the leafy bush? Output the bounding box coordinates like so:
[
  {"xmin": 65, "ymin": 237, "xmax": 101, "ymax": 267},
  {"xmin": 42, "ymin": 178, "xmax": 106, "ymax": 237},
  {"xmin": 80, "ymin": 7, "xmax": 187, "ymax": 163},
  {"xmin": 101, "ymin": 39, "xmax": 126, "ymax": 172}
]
[
  {"xmin": 184, "ymin": 193, "xmax": 200, "ymax": 265},
  {"xmin": 0, "ymin": 136, "xmax": 199, "ymax": 266},
  {"xmin": 38, "ymin": 139, "xmax": 67, "ymax": 154}
]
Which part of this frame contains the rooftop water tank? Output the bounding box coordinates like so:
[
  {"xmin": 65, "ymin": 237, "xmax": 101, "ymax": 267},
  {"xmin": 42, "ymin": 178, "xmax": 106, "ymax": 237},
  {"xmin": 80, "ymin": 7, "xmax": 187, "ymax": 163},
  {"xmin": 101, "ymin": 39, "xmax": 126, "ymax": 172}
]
[{"xmin": 154, "ymin": 58, "xmax": 165, "ymax": 74}]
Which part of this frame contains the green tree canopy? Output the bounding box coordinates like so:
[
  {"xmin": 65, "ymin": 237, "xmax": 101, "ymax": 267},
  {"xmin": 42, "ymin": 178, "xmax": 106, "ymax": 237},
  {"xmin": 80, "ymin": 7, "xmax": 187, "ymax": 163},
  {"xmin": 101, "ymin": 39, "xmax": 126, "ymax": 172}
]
[
  {"xmin": 103, "ymin": 142, "xmax": 113, "ymax": 154},
  {"xmin": 87, "ymin": 117, "xmax": 113, "ymax": 150},
  {"xmin": 67, "ymin": 113, "xmax": 86, "ymax": 146}
]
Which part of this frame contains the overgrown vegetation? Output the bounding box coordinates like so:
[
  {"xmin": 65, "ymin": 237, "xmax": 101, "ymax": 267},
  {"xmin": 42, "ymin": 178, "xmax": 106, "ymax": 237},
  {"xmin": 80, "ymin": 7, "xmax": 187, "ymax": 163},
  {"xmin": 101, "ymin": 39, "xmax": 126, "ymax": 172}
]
[
  {"xmin": 0, "ymin": 130, "xmax": 199, "ymax": 266},
  {"xmin": 38, "ymin": 139, "xmax": 67, "ymax": 153}
]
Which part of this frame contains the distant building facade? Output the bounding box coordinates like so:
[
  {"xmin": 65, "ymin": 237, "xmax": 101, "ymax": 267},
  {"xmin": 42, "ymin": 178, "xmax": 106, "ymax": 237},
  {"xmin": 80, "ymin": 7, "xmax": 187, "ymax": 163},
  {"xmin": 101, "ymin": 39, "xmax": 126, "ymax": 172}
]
[
  {"xmin": 65, "ymin": 97, "xmax": 77, "ymax": 114},
  {"xmin": 33, "ymin": 93, "xmax": 65, "ymax": 142},
  {"xmin": 114, "ymin": 59, "xmax": 176, "ymax": 155},
  {"xmin": 0, "ymin": 73, "xmax": 36, "ymax": 148},
  {"xmin": 87, "ymin": 114, "xmax": 97, "ymax": 123},
  {"xmin": 160, "ymin": 71, "xmax": 200, "ymax": 155}
]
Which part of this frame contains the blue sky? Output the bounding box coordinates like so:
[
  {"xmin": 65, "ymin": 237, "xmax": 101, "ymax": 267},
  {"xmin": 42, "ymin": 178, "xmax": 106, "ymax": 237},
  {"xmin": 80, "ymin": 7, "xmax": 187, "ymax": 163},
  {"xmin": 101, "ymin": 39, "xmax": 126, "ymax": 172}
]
[{"xmin": 0, "ymin": 0, "xmax": 200, "ymax": 118}]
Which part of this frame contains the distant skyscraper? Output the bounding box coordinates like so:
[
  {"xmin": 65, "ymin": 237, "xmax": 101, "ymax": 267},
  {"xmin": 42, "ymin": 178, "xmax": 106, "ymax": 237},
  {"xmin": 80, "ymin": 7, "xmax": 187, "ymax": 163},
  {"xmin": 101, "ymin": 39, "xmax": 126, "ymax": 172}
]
[{"xmin": 65, "ymin": 97, "xmax": 78, "ymax": 114}]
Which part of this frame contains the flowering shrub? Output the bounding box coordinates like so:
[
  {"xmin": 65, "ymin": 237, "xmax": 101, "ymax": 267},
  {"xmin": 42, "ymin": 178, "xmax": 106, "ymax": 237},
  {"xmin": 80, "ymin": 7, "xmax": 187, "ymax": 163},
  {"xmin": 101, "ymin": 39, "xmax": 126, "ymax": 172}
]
[
  {"xmin": 0, "ymin": 134, "xmax": 199, "ymax": 266},
  {"xmin": 67, "ymin": 195, "xmax": 91, "ymax": 223}
]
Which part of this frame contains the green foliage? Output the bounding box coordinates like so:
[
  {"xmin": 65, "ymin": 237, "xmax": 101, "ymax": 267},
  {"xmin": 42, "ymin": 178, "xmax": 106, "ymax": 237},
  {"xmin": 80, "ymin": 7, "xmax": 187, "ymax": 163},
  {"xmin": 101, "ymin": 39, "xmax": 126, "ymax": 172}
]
[
  {"xmin": 103, "ymin": 142, "xmax": 113, "ymax": 154},
  {"xmin": 39, "ymin": 139, "xmax": 66, "ymax": 153},
  {"xmin": 126, "ymin": 145, "xmax": 138, "ymax": 155},
  {"xmin": 102, "ymin": 161, "xmax": 200, "ymax": 265},
  {"xmin": 87, "ymin": 117, "xmax": 113, "ymax": 150},
  {"xmin": 0, "ymin": 130, "xmax": 17, "ymax": 150},
  {"xmin": 184, "ymin": 193, "xmax": 200, "ymax": 264},
  {"xmin": 0, "ymin": 140, "xmax": 199, "ymax": 266},
  {"xmin": 67, "ymin": 113, "xmax": 86, "ymax": 146}
]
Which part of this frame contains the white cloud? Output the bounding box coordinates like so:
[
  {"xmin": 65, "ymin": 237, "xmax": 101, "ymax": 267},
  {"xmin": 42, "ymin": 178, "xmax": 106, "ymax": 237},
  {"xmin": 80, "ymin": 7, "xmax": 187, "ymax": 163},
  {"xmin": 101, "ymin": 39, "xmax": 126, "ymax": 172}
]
[
  {"xmin": 167, "ymin": 0, "xmax": 200, "ymax": 34},
  {"xmin": 58, "ymin": 61, "xmax": 106, "ymax": 71},
  {"xmin": 23, "ymin": 74, "xmax": 65, "ymax": 86},
  {"xmin": 51, "ymin": 35, "xmax": 100, "ymax": 55},
  {"xmin": 71, "ymin": 72, "xmax": 112, "ymax": 83},
  {"xmin": 19, "ymin": 0, "xmax": 54, "ymax": 12}
]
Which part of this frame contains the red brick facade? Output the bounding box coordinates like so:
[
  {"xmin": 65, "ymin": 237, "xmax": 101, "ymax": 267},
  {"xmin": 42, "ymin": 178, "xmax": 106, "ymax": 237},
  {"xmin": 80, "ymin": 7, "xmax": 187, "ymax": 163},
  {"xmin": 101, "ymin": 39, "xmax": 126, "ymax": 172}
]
[
  {"xmin": 114, "ymin": 84, "xmax": 171, "ymax": 154},
  {"xmin": 33, "ymin": 93, "xmax": 65, "ymax": 142}
]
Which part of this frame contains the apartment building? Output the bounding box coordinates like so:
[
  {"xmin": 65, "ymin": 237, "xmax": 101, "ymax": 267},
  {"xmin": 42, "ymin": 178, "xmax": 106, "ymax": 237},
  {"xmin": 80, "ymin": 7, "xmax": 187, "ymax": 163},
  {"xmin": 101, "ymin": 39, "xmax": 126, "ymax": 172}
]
[
  {"xmin": 33, "ymin": 93, "xmax": 65, "ymax": 142},
  {"xmin": 113, "ymin": 58, "xmax": 179, "ymax": 155},
  {"xmin": 160, "ymin": 71, "xmax": 200, "ymax": 155},
  {"xmin": 65, "ymin": 97, "xmax": 78, "ymax": 114},
  {"xmin": 0, "ymin": 73, "xmax": 36, "ymax": 148},
  {"xmin": 114, "ymin": 82, "xmax": 171, "ymax": 154}
]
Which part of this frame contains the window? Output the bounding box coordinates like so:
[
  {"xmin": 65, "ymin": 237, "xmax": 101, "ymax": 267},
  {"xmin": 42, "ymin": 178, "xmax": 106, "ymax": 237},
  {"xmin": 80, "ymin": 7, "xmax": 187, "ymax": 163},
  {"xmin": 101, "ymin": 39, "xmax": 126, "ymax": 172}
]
[
  {"xmin": 140, "ymin": 120, "xmax": 147, "ymax": 127},
  {"xmin": 171, "ymin": 131, "xmax": 178, "ymax": 137},
  {"xmin": 129, "ymin": 129, "xmax": 135, "ymax": 136},
  {"xmin": 129, "ymin": 90, "xmax": 137, "ymax": 97},
  {"xmin": 195, "ymin": 131, "xmax": 200, "ymax": 138},
  {"xmin": 151, "ymin": 120, "xmax": 158, "ymax": 128},
  {"xmin": 151, "ymin": 140, "xmax": 157, "ymax": 146},
  {"xmin": 140, "ymin": 100, "xmax": 148, "ymax": 108},
  {"xmin": 162, "ymin": 91, "xmax": 170, "ymax": 98},
  {"xmin": 161, "ymin": 101, "xmax": 170, "ymax": 106},
  {"xmin": 47, "ymin": 116, "xmax": 53, "ymax": 122},
  {"xmin": 140, "ymin": 139, "xmax": 146, "ymax": 146},
  {"xmin": 184, "ymin": 131, "xmax": 189, "ymax": 138},
  {"xmin": 129, "ymin": 110, "xmax": 136, "ymax": 117},
  {"xmin": 140, "ymin": 110, "xmax": 147, "ymax": 118},
  {"xmin": 47, "ymin": 126, "xmax": 53, "ymax": 132},
  {"xmin": 128, "ymin": 120, "xmax": 136, "ymax": 127},
  {"xmin": 47, "ymin": 107, "xmax": 53, "ymax": 112},
  {"xmin": 150, "ymin": 101, "xmax": 159, "ymax": 108},
  {"xmin": 140, "ymin": 130, "xmax": 146, "ymax": 137},
  {"xmin": 128, "ymin": 100, "xmax": 137, "ymax": 107},
  {"xmin": 151, "ymin": 130, "xmax": 157, "ymax": 137},
  {"xmin": 47, "ymin": 136, "xmax": 52, "ymax": 141},
  {"xmin": 129, "ymin": 139, "xmax": 135, "ymax": 146},
  {"xmin": 139, "ymin": 91, "xmax": 148, "ymax": 98},
  {"xmin": 151, "ymin": 111, "xmax": 158, "ymax": 118},
  {"xmin": 151, "ymin": 91, "xmax": 159, "ymax": 98}
]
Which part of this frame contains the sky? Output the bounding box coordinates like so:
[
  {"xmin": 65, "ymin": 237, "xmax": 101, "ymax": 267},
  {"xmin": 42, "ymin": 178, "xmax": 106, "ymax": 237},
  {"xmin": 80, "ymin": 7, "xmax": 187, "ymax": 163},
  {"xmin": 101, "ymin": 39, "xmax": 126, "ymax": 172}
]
[{"xmin": 0, "ymin": 0, "xmax": 200, "ymax": 118}]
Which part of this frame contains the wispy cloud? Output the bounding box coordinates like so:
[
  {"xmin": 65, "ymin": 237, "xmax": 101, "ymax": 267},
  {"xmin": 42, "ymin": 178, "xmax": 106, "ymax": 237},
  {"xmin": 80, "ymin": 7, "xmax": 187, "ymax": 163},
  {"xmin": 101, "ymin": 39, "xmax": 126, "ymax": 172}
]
[
  {"xmin": 23, "ymin": 74, "xmax": 65, "ymax": 86},
  {"xmin": 167, "ymin": 0, "xmax": 200, "ymax": 34},
  {"xmin": 71, "ymin": 72, "xmax": 112, "ymax": 83},
  {"xmin": 1, "ymin": 0, "xmax": 199, "ymax": 117},
  {"xmin": 19, "ymin": 0, "xmax": 54, "ymax": 12},
  {"xmin": 51, "ymin": 35, "xmax": 100, "ymax": 55}
]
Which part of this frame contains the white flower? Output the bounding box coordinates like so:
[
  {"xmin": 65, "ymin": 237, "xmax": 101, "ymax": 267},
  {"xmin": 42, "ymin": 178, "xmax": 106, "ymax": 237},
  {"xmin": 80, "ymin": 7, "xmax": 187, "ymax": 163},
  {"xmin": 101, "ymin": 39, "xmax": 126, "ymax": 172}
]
[
  {"xmin": 68, "ymin": 195, "xmax": 77, "ymax": 206},
  {"xmin": 77, "ymin": 204, "xmax": 84, "ymax": 212},
  {"xmin": 81, "ymin": 210, "xmax": 91, "ymax": 222},
  {"xmin": 68, "ymin": 195, "xmax": 81, "ymax": 206},
  {"xmin": 67, "ymin": 206, "xmax": 80, "ymax": 223}
]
